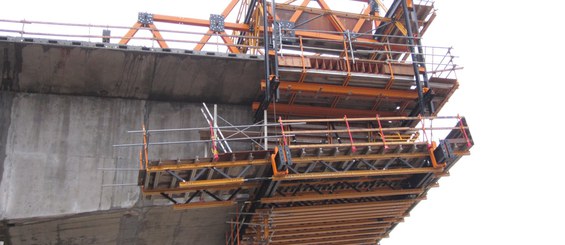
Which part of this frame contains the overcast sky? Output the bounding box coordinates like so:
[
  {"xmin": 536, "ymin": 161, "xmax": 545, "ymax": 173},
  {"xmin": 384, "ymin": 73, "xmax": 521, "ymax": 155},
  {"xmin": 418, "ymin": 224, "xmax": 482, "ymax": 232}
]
[{"xmin": 1, "ymin": 0, "xmax": 564, "ymax": 244}]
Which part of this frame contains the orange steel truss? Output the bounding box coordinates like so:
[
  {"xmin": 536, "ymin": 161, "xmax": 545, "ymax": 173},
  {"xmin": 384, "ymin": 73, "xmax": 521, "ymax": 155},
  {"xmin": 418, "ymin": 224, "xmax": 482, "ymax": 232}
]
[
  {"xmin": 131, "ymin": 114, "xmax": 473, "ymax": 244},
  {"xmin": 118, "ymin": 0, "xmax": 448, "ymax": 121},
  {"xmin": 113, "ymin": 1, "xmax": 468, "ymax": 244}
]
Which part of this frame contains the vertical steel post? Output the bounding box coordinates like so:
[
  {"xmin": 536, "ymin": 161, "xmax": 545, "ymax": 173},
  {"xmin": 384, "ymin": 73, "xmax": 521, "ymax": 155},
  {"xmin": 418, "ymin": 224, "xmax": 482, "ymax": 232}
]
[
  {"xmin": 264, "ymin": 110, "xmax": 268, "ymax": 150},
  {"xmin": 262, "ymin": 0, "xmax": 271, "ymax": 103},
  {"xmin": 401, "ymin": 0, "xmax": 426, "ymax": 116},
  {"xmin": 271, "ymin": 0, "xmax": 280, "ymax": 88},
  {"xmin": 410, "ymin": 5, "xmax": 434, "ymax": 114}
]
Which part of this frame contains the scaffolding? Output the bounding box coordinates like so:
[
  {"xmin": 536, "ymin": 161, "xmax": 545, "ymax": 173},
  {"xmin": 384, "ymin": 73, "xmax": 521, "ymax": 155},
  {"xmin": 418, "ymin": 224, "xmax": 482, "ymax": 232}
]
[
  {"xmin": 115, "ymin": 110, "xmax": 472, "ymax": 244},
  {"xmin": 0, "ymin": 0, "xmax": 473, "ymax": 244},
  {"xmin": 115, "ymin": 1, "xmax": 472, "ymax": 244}
]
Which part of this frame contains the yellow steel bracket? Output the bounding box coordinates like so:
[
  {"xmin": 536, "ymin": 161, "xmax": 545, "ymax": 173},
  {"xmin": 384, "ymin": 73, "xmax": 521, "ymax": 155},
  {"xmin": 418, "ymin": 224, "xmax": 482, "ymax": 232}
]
[
  {"xmin": 394, "ymin": 21, "xmax": 408, "ymax": 36},
  {"xmin": 270, "ymin": 146, "xmax": 289, "ymax": 177},
  {"xmin": 377, "ymin": 0, "xmax": 388, "ymax": 13},
  {"xmin": 428, "ymin": 141, "xmax": 446, "ymax": 168}
]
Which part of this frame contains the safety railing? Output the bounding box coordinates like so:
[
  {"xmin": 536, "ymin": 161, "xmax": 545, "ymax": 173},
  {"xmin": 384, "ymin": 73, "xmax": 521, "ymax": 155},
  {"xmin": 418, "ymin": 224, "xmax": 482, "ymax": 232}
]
[
  {"xmin": 114, "ymin": 111, "xmax": 472, "ymax": 171},
  {"xmin": 276, "ymin": 33, "xmax": 460, "ymax": 79},
  {"xmin": 0, "ymin": 18, "xmax": 263, "ymax": 52}
]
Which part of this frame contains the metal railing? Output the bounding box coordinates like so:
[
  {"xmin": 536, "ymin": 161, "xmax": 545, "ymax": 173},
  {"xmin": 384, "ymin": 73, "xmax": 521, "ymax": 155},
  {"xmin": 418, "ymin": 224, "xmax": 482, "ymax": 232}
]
[
  {"xmin": 0, "ymin": 18, "xmax": 263, "ymax": 52},
  {"xmin": 114, "ymin": 110, "xmax": 471, "ymax": 171}
]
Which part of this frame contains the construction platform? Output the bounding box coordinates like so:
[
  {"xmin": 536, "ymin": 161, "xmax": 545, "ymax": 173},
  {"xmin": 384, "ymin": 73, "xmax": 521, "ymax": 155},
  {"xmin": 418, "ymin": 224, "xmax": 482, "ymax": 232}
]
[{"xmin": 0, "ymin": 0, "xmax": 471, "ymax": 244}]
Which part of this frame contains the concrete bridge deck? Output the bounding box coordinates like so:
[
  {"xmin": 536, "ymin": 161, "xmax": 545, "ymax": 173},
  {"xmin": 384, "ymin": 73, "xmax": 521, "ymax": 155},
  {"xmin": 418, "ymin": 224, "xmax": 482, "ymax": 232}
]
[{"xmin": 1, "ymin": 37, "xmax": 262, "ymax": 244}]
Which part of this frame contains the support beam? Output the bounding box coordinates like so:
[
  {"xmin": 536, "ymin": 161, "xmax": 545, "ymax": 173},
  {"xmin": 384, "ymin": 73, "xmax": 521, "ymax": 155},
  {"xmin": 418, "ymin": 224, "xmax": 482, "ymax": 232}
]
[
  {"xmin": 272, "ymin": 226, "xmax": 387, "ymax": 238},
  {"xmin": 146, "ymin": 159, "xmax": 269, "ymax": 172},
  {"xmin": 261, "ymin": 188, "xmax": 423, "ymax": 203},
  {"xmin": 272, "ymin": 221, "xmax": 393, "ymax": 233},
  {"xmin": 194, "ymin": 30, "xmax": 214, "ymax": 51},
  {"xmin": 353, "ymin": 5, "xmax": 372, "ymax": 33},
  {"xmin": 266, "ymin": 206, "xmax": 410, "ymax": 220},
  {"xmin": 119, "ymin": 22, "xmax": 142, "ymax": 45},
  {"xmin": 252, "ymin": 102, "xmax": 400, "ymax": 117},
  {"xmin": 173, "ymin": 201, "xmax": 235, "ymax": 210},
  {"xmin": 264, "ymin": 80, "xmax": 419, "ymax": 99},
  {"xmin": 219, "ymin": 31, "xmax": 241, "ymax": 53},
  {"xmin": 272, "ymin": 168, "xmax": 442, "ymax": 181},
  {"xmin": 264, "ymin": 211, "xmax": 403, "ymax": 225},
  {"xmin": 153, "ymin": 14, "xmax": 250, "ymax": 31},
  {"xmin": 276, "ymin": 3, "xmax": 389, "ymax": 21},
  {"xmin": 316, "ymin": 0, "xmax": 347, "ymax": 32},
  {"xmin": 179, "ymin": 178, "xmax": 245, "ymax": 188},
  {"xmin": 141, "ymin": 182, "xmax": 259, "ymax": 195},
  {"xmin": 271, "ymin": 236, "xmax": 381, "ymax": 245},
  {"xmin": 289, "ymin": 0, "xmax": 311, "ymax": 22},
  {"xmin": 147, "ymin": 23, "xmax": 169, "ymax": 48},
  {"xmin": 266, "ymin": 198, "xmax": 419, "ymax": 213},
  {"xmin": 270, "ymin": 231, "xmax": 382, "ymax": 243}
]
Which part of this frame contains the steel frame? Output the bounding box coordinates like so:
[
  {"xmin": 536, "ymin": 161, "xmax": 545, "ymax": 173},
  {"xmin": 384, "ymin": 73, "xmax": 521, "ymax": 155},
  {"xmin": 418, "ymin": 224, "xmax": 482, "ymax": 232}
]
[
  {"xmin": 114, "ymin": 0, "xmax": 455, "ymax": 121},
  {"xmin": 126, "ymin": 113, "xmax": 473, "ymax": 245},
  {"xmin": 105, "ymin": 1, "xmax": 472, "ymax": 244}
]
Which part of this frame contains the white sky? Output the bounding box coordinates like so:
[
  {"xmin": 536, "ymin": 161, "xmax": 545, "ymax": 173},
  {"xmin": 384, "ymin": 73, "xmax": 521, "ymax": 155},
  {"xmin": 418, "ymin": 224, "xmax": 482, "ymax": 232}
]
[{"xmin": 1, "ymin": 0, "xmax": 565, "ymax": 244}]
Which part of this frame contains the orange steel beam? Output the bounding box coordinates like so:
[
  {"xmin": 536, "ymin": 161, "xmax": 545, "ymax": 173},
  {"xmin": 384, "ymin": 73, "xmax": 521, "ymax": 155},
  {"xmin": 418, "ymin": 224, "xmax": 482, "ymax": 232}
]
[
  {"xmin": 276, "ymin": 177, "xmax": 411, "ymax": 189},
  {"xmin": 178, "ymin": 178, "xmax": 245, "ymax": 188},
  {"xmin": 146, "ymin": 159, "xmax": 269, "ymax": 172},
  {"xmin": 269, "ymin": 204, "xmax": 414, "ymax": 216},
  {"xmin": 145, "ymin": 151, "xmax": 447, "ymax": 173},
  {"xmin": 265, "ymin": 212, "xmax": 404, "ymax": 225},
  {"xmin": 272, "ymin": 167, "xmax": 443, "ymax": 181},
  {"xmin": 267, "ymin": 207, "xmax": 409, "ymax": 221},
  {"xmin": 287, "ymin": 141, "xmax": 423, "ymax": 149},
  {"xmin": 141, "ymin": 182, "xmax": 259, "ymax": 196},
  {"xmin": 130, "ymin": 14, "xmax": 408, "ymax": 52},
  {"xmin": 353, "ymin": 5, "xmax": 372, "ymax": 33},
  {"xmin": 256, "ymin": 24, "xmax": 407, "ymax": 52},
  {"xmin": 252, "ymin": 102, "xmax": 399, "ymax": 117},
  {"xmin": 153, "ymin": 14, "xmax": 250, "ymax": 31},
  {"xmin": 148, "ymin": 23, "xmax": 169, "ymax": 48},
  {"xmin": 271, "ymin": 231, "xmax": 384, "ymax": 243},
  {"xmin": 271, "ymin": 228, "xmax": 387, "ymax": 239},
  {"xmin": 268, "ymin": 198, "xmax": 419, "ymax": 213},
  {"xmin": 272, "ymin": 226, "xmax": 387, "ymax": 238},
  {"xmin": 261, "ymin": 188, "xmax": 423, "ymax": 203},
  {"xmin": 219, "ymin": 31, "xmax": 241, "ymax": 53},
  {"xmin": 221, "ymin": 0, "xmax": 241, "ymax": 16},
  {"xmin": 119, "ymin": 22, "xmax": 142, "ymax": 45},
  {"xmin": 271, "ymin": 219, "xmax": 398, "ymax": 232},
  {"xmin": 288, "ymin": 152, "xmax": 429, "ymax": 164},
  {"xmin": 173, "ymin": 201, "xmax": 235, "ymax": 210},
  {"xmin": 194, "ymin": 30, "xmax": 214, "ymax": 51},
  {"xmin": 276, "ymin": 3, "xmax": 388, "ymax": 21},
  {"xmin": 264, "ymin": 215, "xmax": 402, "ymax": 227},
  {"xmin": 271, "ymin": 236, "xmax": 382, "ymax": 245},
  {"xmin": 316, "ymin": 0, "xmax": 347, "ymax": 32},
  {"xmin": 289, "ymin": 0, "xmax": 311, "ymax": 22},
  {"xmin": 263, "ymin": 80, "xmax": 418, "ymax": 99},
  {"xmin": 273, "ymin": 222, "xmax": 392, "ymax": 234},
  {"xmin": 153, "ymin": 14, "xmax": 366, "ymax": 43}
]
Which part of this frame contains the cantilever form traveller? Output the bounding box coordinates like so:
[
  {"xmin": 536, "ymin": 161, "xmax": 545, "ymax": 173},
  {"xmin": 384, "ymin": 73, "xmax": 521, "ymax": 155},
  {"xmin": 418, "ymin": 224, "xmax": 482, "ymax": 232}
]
[{"xmin": 0, "ymin": 0, "xmax": 470, "ymax": 244}]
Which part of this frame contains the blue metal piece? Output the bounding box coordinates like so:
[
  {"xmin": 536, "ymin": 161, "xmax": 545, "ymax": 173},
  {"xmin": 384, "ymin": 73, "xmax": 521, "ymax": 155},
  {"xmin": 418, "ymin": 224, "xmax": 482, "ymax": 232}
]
[{"xmin": 138, "ymin": 12, "xmax": 153, "ymax": 26}]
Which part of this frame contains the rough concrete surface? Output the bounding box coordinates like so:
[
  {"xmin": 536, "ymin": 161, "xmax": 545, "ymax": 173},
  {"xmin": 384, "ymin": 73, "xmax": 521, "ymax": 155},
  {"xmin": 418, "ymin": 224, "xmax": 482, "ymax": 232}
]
[
  {"xmin": 0, "ymin": 92, "xmax": 252, "ymax": 244},
  {"xmin": 0, "ymin": 40, "xmax": 264, "ymax": 104},
  {"xmin": 6, "ymin": 205, "xmax": 234, "ymax": 245}
]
